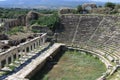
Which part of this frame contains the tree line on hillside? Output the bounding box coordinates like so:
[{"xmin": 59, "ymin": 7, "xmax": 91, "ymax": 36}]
[{"xmin": 0, "ymin": 8, "xmax": 57, "ymax": 18}]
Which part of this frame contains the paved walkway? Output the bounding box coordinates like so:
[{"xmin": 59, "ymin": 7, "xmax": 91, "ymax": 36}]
[{"xmin": 5, "ymin": 43, "xmax": 64, "ymax": 80}]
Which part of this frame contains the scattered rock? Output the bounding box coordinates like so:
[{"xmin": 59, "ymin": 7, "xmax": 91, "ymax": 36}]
[
  {"xmin": 2, "ymin": 44, "xmax": 10, "ymax": 49},
  {"xmin": 0, "ymin": 34, "xmax": 9, "ymax": 40},
  {"xmin": 20, "ymin": 38, "xmax": 26, "ymax": 43},
  {"xmin": 8, "ymin": 40, "xmax": 20, "ymax": 46},
  {"xmin": 59, "ymin": 8, "xmax": 76, "ymax": 14},
  {"xmin": 82, "ymin": 3, "xmax": 97, "ymax": 10}
]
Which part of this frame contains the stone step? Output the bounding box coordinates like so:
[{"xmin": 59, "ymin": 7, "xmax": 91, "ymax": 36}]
[
  {"xmin": 19, "ymin": 58, "xmax": 28, "ymax": 61},
  {"xmin": 1, "ymin": 67, "xmax": 12, "ymax": 72},
  {"xmin": 13, "ymin": 64, "xmax": 20, "ymax": 68},
  {"xmin": 14, "ymin": 61, "xmax": 21, "ymax": 64},
  {"xmin": 22, "ymin": 56, "xmax": 30, "ymax": 59},
  {"xmin": 27, "ymin": 53, "xmax": 36, "ymax": 57}
]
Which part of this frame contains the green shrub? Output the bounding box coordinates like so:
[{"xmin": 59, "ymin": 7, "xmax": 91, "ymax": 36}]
[
  {"xmin": 34, "ymin": 12, "xmax": 59, "ymax": 30},
  {"xmin": 104, "ymin": 2, "xmax": 116, "ymax": 9},
  {"xmin": 77, "ymin": 5, "xmax": 83, "ymax": 13},
  {"xmin": 7, "ymin": 26, "xmax": 24, "ymax": 35}
]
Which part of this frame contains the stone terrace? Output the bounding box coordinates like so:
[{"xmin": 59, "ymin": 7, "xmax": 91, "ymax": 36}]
[
  {"xmin": 57, "ymin": 14, "xmax": 120, "ymax": 79},
  {"xmin": 58, "ymin": 15, "xmax": 120, "ymax": 56},
  {"xmin": 58, "ymin": 14, "xmax": 120, "ymax": 76}
]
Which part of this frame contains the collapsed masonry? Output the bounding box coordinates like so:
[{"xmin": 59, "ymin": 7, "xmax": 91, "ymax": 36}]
[{"xmin": 0, "ymin": 11, "xmax": 41, "ymax": 32}]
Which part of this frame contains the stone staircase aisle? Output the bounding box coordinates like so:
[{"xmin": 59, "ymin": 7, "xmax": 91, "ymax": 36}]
[{"xmin": 108, "ymin": 69, "xmax": 120, "ymax": 80}]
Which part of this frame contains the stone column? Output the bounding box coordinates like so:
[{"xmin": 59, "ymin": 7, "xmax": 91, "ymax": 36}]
[
  {"xmin": 29, "ymin": 46, "xmax": 31, "ymax": 52},
  {"xmin": 37, "ymin": 41, "xmax": 39, "ymax": 47},
  {"xmin": 39, "ymin": 40, "xmax": 41, "ymax": 46},
  {"xmin": 6, "ymin": 58, "xmax": 9, "ymax": 66},
  {"xmin": 43, "ymin": 35, "xmax": 47, "ymax": 43},
  {"xmin": 36, "ymin": 42, "xmax": 38, "ymax": 48},
  {"xmin": 16, "ymin": 53, "xmax": 19, "ymax": 60},
  {"xmin": 41, "ymin": 38, "xmax": 43, "ymax": 45},
  {"xmin": 43, "ymin": 37, "xmax": 45, "ymax": 44},
  {"xmin": 0, "ymin": 62, "xmax": 2, "ymax": 69},
  {"xmin": 11, "ymin": 55, "xmax": 14, "ymax": 62}
]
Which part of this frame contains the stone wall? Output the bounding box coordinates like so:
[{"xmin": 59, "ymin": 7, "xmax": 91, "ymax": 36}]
[
  {"xmin": 59, "ymin": 8, "xmax": 76, "ymax": 14},
  {"xmin": 0, "ymin": 15, "xmax": 26, "ymax": 31},
  {"xmin": 82, "ymin": 3, "xmax": 97, "ymax": 10},
  {"xmin": 0, "ymin": 11, "xmax": 43, "ymax": 31}
]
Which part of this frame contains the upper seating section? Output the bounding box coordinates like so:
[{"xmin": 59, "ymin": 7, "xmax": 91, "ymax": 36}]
[
  {"xmin": 74, "ymin": 16, "xmax": 103, "ymax": 44},
  {"xmin": 87, "ymin": 16, "xmax": 120, "ymax": 51},
  {"xmin": 58, "ymin": 15, "xmax": 80, "ymax": 44},
  {"xmin": 58, "ymin": 15, "xmax": 120, "ymax": 53}
]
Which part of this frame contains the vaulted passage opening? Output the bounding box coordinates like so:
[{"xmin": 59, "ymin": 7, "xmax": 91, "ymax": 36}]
[
  {"xmin": 1, "ymin": 60, "xmax": 6, "ymax": 68},
  {"xmin": 26, "ymin": 47, "xmax": 29, "ymax": 53},
  {"xmin": 31, "ymin": 45, "xmax": 33, "ymax": 51},
  {"xmin": 8, "ymin": 57, "xmax": 12, "ymax": 64},
  {"xmin": 13, "ymin": 54, "xmax": 17, "ymax": 60},
  {"xmin": 34, "ymin": 43, "xmax": 36, "ymax": 49}
]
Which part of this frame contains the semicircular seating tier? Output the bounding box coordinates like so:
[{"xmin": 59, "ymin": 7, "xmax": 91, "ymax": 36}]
[{"xmin": 57, "ymin": 15, "xmax": 120, "ymax": 66}]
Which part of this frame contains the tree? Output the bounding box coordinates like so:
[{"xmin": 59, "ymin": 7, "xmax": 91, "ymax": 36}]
[
  {"xmin": 98, "ymin": 5, "xmax": 102, "ymax": 8},
  {"xmin": 35, "ymin": 12, "xmax": 59, "ymax": 31},
  {"xmin": 77, "ymin": 5, "xmax": 83, "ymax": 13},
  {"xmin": 115, "ymin": 4, "xmax": 120, "ymax": 9},
  {"xmin": 104, "ymin": 2, "xmax": 116, "ymax": 9}
]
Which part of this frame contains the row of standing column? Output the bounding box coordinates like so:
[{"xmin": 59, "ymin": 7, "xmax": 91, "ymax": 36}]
[
  {"xmin": 0, "ymin": 37, "xmax": 46, "ymax": 69},
  {"xmin": 0, "ymin": 53, "xmax": 19, "ymax": 69}
]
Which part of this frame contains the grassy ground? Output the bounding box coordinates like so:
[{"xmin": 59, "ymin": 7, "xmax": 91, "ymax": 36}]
[
  {"xmin": 6, "ymin": 26, "xmax": 24, "ymax": 35},
  {"xmin": 31, "ymin": 50, "xmax": 106, "ymax": 80}
]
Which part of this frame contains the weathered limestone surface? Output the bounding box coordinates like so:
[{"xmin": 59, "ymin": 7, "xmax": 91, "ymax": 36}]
[
  {"xmin": 82, "ymin": 3, "xmax": 97, "ymax": 10},
  {"xmin": 26, "ymin": 11, "xmax": 39, "ymax": 27},
  {"xmin": 6, "ymin": 43, "xmax": 64, "ymax": 80},
  {"xmin": 58, "ymin": 15, "xmax": 120, "ymax": 57},
  {"xmin": 57, "ymin": 14, "xmax": 120, "ymax": 79},
  {"xmin": 1, "ymin": 16, "xmax": 26, "ymax": 30},
  {"xmin": 0, "ymin": 11, "xmax": 40, "ymax": 31},
  {"xmin": 59, "ymin": 8, "xmax": 76, "ymax": 14}
]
